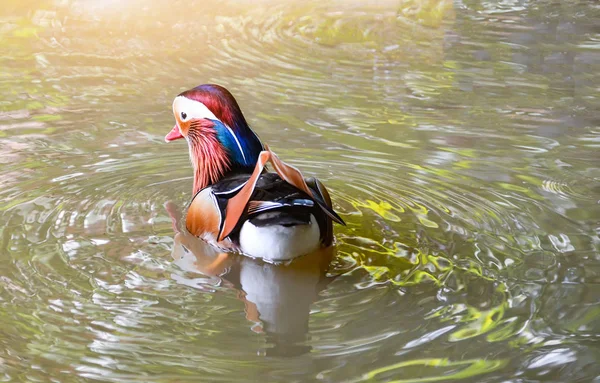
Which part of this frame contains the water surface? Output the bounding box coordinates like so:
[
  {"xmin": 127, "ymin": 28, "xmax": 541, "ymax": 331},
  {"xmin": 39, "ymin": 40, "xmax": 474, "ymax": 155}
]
[{"xmin": 0, "ymin": 0, "xmax": 599, "ymax": 382}]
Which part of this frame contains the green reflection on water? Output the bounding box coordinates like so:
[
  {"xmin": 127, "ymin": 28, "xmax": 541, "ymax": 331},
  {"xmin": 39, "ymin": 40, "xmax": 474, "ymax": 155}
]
[{"xmin": 362, "ymin": 357, "xmax": 508, "ymax": 382}]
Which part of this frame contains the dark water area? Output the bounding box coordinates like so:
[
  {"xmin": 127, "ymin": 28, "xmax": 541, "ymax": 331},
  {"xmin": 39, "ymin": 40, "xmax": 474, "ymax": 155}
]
[{"xmin": 0, "ymin": 0, "xmax": 599, "ymax": 381}]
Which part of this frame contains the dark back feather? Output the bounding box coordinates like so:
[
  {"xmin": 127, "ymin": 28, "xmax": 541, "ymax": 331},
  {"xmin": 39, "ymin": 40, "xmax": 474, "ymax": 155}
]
[{"xmin": 208, "ymin": 172, "xmax": 335, "ymax": 245}]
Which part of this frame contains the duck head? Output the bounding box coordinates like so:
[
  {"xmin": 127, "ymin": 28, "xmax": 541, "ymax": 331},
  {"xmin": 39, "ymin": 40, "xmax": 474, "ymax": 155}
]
[{"xmin": 165, "ymin": 84, "xmax": 264, "ymax": 194}]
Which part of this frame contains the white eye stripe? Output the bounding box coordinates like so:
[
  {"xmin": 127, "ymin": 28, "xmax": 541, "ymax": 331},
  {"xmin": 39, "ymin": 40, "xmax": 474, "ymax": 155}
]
[{"xmin": 173, "ymin": 96, "xmax": 220, "ymax": 122}]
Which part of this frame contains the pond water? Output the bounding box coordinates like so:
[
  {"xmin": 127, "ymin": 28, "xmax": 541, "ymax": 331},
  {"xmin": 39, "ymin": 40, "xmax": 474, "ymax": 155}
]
[{"xmin": 1, "ymin": 0, "xmax": 599, "ymax": 381}]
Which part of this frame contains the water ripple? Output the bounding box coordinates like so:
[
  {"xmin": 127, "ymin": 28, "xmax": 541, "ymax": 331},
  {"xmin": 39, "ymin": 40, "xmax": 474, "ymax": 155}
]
[{"xmin": 0, "ymin": 0, "xmax": 599, "ymax": 381}]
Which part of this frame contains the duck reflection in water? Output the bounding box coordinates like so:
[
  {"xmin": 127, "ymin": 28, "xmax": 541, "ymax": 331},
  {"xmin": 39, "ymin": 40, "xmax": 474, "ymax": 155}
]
[{"xmin": 166, "ymin": 201, "xmax": 336, "ymax": 357}]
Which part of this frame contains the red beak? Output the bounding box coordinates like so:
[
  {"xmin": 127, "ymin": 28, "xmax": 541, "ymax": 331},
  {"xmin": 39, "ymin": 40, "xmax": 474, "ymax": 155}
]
[{"xmin": 165, "ymin": 124, "xmax": 184, "ymax": 142}]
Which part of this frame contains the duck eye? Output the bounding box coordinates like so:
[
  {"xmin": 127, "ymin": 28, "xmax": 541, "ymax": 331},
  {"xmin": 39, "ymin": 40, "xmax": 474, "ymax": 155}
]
[{"xmin": 181, "ymin": 112, "xmax": 187, "ymax": 120}]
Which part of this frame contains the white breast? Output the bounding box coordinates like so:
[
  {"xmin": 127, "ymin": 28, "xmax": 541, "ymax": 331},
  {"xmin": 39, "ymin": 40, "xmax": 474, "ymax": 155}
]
[{"xmin": 238, "ymin": 214, "xmax": 320, "ymax": 262}]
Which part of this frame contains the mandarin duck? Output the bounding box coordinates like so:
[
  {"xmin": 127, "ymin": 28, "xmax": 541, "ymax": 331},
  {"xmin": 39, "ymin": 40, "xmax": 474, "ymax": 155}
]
[{"xmin": 164, "ymin": 84, "xmax": 345, "ymax": 262}]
